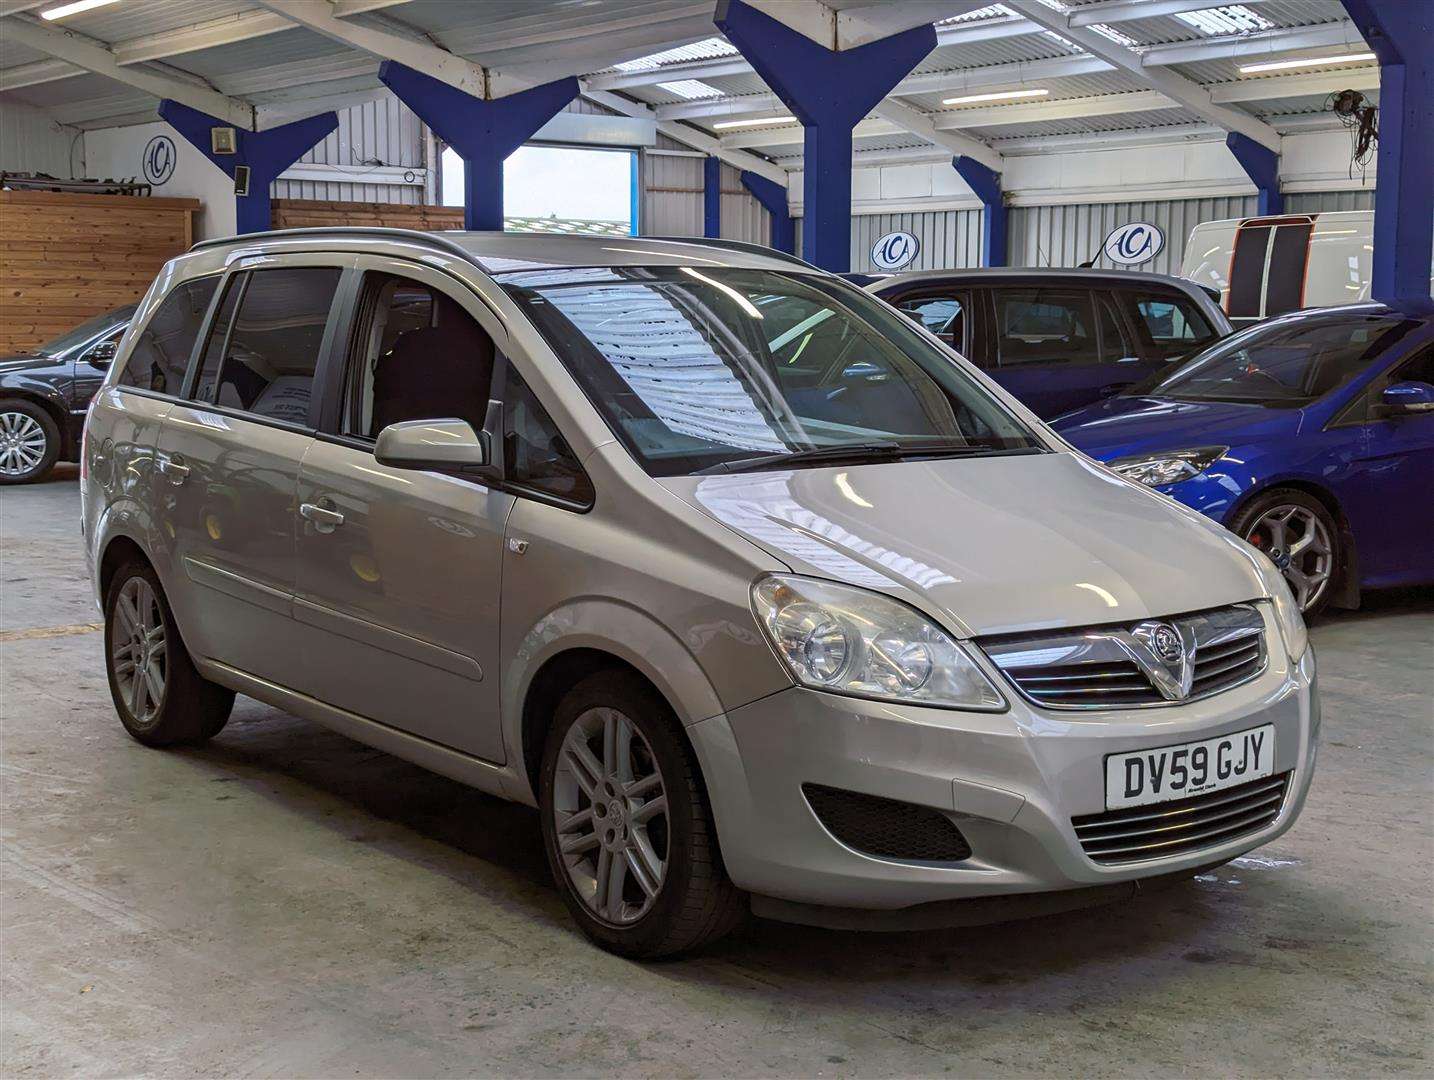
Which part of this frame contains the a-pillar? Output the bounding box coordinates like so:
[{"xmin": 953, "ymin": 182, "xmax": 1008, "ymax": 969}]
[
  {"xmin": 1339, "ymin": 0, "xmax": 1433, "ymax": 309},
  {"xmin": 952, "ymin": 156, "xmax": 1006, "ymax": 267},
  {"xmin": 1226, "ymin": 132, "xmax": 1283, "ymax": 216},
  {"xmin": 158, "ymin": 100, "xmax": 338, "ymax": 234},
  {"xmin": 715, "ymin": 0, "xmax": 936, "ymax": 272},
  {"xmin": 740, "ymin": 170, "xmax": 795, "ymax": 254},
  {"xmin": 378, "ymin": 62, "xmax": 577, "ymax": 231}
]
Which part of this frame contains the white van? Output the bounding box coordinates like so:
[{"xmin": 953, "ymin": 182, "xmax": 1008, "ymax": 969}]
[{"xmin": 1181, "ymin": 210, "xmax": 1432, "ymax": 326}]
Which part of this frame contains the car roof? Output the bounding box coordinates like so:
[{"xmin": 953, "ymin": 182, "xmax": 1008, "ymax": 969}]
[
  {"xmin": 867, "ymin": 266, "xmax": 1206, "ymax": 292},
  {"xmin": 189, "ymin": 228, "xmax": 820, "ymax": 276}
]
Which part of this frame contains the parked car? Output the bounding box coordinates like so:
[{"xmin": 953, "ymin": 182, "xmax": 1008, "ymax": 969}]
[
  {"xmin": 867, "ymin": 267, "xmax": 1231, "ymax": 419},
  {"xmin": 1181, "ymin": 210, "xmax": 1434, "ymax": 327},
  {"xmin": 1055, "ymin": 303, "xmax": 1434, "ymax": 615},
  {"xmin": 0, "ymin": 304, "xmax": 135, "ymax": 483},
  {"xmin": 82, "ymin": 230, "xmax": 1316, "ymax": 957}
]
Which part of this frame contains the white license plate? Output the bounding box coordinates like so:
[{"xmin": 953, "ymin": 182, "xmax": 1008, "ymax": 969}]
[{"xmin": 1105, "ymin": 724, "xmax": 1274, "ymax": 811}]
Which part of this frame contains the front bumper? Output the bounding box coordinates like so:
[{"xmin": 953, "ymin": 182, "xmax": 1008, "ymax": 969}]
[{"xmin": 689, "ymin": 622, "xmax": 1318, "ymax": 914}]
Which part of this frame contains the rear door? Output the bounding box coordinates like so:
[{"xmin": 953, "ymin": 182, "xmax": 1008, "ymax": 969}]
[
  {"xmin": 289, "ymin": 256, "xmax": 515, "ymax": 763},
  {"xmin": 987, "ymin": 286, "xmax": 1132, "ymax": 418},
  {"xmin": 152, "ymin": 257, "xmax": 347, "ymax": 688}
]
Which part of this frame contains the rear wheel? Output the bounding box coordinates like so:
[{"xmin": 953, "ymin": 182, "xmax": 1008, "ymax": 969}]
[
  {"xmin": 0, "ymin": 399, "xmax": 59, "ymax": 484},
  {"xmin": 1231, "ymin": 489, "xmax": 1339, "ymax": 615},
  {"xmin": 539, "ymin": 670, "xmax": 744, "ymax": 958},
  {"xmin": 104, "ymin": 561, "xmax": 234, "ymax": 746}
]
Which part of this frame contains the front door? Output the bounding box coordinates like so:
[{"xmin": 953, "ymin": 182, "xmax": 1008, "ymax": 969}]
[
  {"xmin": 291, "ymin": 258, "xmax": 513, "ymax": 763},
  {"xmin": 153, "ymin": 260, "xmax": 344, "ymax": 687}
]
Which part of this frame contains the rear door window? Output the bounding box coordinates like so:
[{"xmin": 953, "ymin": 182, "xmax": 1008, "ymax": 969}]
[
  {"xmin": 994, "ymin": 289, "xmax": 1100, "ymax": 367},
  {"xmin": 211, "ymin": 267, "xmax": 342, "ymax": 427},
  {"xmin": 1127, "ymin": 291, "xmax": 1220, "ymax": 361},
  {"xmin": 116, "ymin": 277, "xmax": 219, "ymax": 395}
]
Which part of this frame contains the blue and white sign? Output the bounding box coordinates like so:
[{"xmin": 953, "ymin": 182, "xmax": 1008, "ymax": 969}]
[
  {"xmin": 871, "ymin": 230, "xmax": 920, "ymax": 271},
  {"xmin": 142, "ymin": 134, "xmax": 176, "ymax": 186},
  {"xmin": 1102, "ymin": 221, "xmax": 1164, "ymax": 266}
]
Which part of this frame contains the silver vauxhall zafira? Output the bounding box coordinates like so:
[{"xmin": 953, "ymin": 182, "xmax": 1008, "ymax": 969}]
[{"xmin": 81, "ymin": 230, "xmax": 1317, "ymax": 957}]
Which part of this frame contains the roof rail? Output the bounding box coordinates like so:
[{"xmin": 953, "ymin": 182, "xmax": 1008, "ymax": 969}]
[
  {"xmin": 188, "ymin": 226, "xmax": 481, "ymax": 265},
  {"xmin": 645, "ymin": 236, "xmax": 821, "ymax": 273}
]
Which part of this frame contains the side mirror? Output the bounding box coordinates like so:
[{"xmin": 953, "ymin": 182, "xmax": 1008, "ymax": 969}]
[
  {"xmin": 85, "ymin": 340, "xmax": 118, "ymax": 369},
  {"xmin": 374, "ymin": 417, "xmax": 489, "ymax": 472},
  {"xmin": 1377, "ymin": 380, "xmax": 1434, "ymax": 416}
]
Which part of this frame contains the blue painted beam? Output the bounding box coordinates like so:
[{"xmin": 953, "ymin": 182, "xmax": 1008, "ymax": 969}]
[
  {"xmin": 158, "ymin": 100, "xmax": 337, "ymax": 234},
  {"xmin": 703, "ymin": 156, "xmax": 721, "ymax": 238},
  {"xmin": 1339, "ymin": 0, "xmax": 1433, "ymax": 310},
  {"xmin": 378, "ymin": 62, "xmax": 577, "ymax": 231},
  {"xmin": 952, "ymin": 156, "xmax": 1006, "ymax": 267},
  {"xmin": 715, "ymin": 0, "xmax": 935, "ymax": 272},
  {"xmin": 740, "ymin": 170, "xmax": 795, "ymax": 254},
  {"xmin": 1226, "ymin": 132, "xmax": 1283, "ymax": 216}
]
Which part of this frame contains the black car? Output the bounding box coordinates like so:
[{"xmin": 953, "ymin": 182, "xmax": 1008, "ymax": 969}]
[
  {"xmin": 867, "ymin": 268, "xmax": 1233, "ymax": 418},
  {"xmin": 0, "ymin": 305, "xmax": 135, "ymax": 483}
]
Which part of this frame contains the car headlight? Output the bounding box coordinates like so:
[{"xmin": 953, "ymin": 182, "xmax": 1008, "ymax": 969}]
[
  {"xmin": 1108, "ymin": 446, "xmax": 1228, "ymax": 487},
  {"xmin": 1265, "ymin": 564, "xmax": 1309, "ymax": 661},
  {"xmin": 750, "ymin": 575, "xmax": 1006, "ymax": 711}
]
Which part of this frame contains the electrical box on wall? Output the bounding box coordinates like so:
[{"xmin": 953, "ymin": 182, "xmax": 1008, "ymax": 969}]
[{"xmin": 233, "ymin": 165, "xmax": 250, "ymax": 196}]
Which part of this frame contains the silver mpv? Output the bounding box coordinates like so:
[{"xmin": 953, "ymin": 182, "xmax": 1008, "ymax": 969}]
[{"xmin": 82, "ymin": 231, "xmax": 1318, "ymax": 957}]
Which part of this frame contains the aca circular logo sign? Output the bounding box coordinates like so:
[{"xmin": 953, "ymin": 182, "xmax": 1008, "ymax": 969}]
[
  {"xmin": 142, "ymin": 134, "xmax": 176, "ymax": 186},
  {"xmin": 871, "ymin": 230, "xmax": 920, "ymax": 271},
  {"xmin": 1102, "ymin": 222, "xmax": 1164, "ymax": 266}
]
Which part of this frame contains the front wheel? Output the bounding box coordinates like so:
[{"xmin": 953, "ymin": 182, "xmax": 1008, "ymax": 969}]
[
  {"xmin": 539, "ymin": 670, "xmax": 744, "ymax": 958},
  {"xmin": 1230, "ymin": 489, "xmax": 1340, "ymax": 615}
]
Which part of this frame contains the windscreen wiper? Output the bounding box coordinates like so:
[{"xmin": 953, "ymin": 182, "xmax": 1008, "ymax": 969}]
[{"xmin": 699, "ymin": 441, "xmax": 1040, "ymax": 474}]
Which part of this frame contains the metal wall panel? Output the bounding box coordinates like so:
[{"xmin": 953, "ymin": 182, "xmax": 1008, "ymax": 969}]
[
  {"xmin": 272, "ymin": 97, "xmax": 428, "ymax": 206},
  {"xmin": 850, "ymin": 210, "xmax": 983, "ymax": 272},
  {"xmin": 1286, "ymin": 189, "xmax": 1375, "ymax": 213},
  {"xmin": 0, "ymin": 102, "xmax": 80, "ymax": 177},
  {"xmin": 639, "ymin": 153, "xmax": 768, "ymax": 243}
]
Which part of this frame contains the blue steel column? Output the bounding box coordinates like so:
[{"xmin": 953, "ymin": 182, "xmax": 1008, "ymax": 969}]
[
  {"xmin": 715, "ymin": 0, "xmax": 935, "ymax": 272},
  {"xmin": 740, "ymin": 170, "xmax": 795, "ymax": 254},
  {"xmin": 378, "ymin": 62, "xmax": 577, "ymax": 231},
  {"xmin": 952, "ymin": 156, "xmax": 1006, "ymax": 267},
  {"xmin": 1339, "ymin": 0, "xmax": 1433, "ymax": 309},
  {"xmin": 1226, "ymin": 132, "xmax": 1283, "ymax": 216},
  {"xmin": 703, "ymin": 156, "xmax": 722, "ymax": 237},
  {"xmin": 158, "ymin": 101, "xmax": 338, "ymax": 234}
]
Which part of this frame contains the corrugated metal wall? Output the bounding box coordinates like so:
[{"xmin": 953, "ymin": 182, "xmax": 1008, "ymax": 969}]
[
  {"xmin": 0, "ymin": 102, "xmax": 81, "ymax": 177},
  {"xmin": 638, "ymin": 138, "xmax": 768, "ymax": 242},
  {"xmin": 272, "ymin": 97, "xmax": 429, "ymax": 205},
  {"xmin": 1286, "ymin": 189, "xmax": 1375, "ymax": 213},
  {"xmin": 849, "ymin": 210, "xmax": 983, "ymax": 272}
]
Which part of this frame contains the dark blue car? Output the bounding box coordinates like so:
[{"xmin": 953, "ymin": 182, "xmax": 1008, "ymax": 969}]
[{"xmin": 1055, "ymin": 303, "xmax": 1434, "ymax": 614}]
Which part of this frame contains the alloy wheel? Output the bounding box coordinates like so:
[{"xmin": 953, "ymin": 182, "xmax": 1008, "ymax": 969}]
[
  {"xmin": 1244, "ymin": 503, "xmax": 1333, "ymax": 612},
  {"xmin": 0, "ymin": 411, "xmax": 48, "ymax": 477},
  {"xmin": 110, "ymin": 577, "xmax": 167, "ymax": 725},
  {"xmin": 552, "ymin": 706, "xmax": 669, "ymax": 925}
]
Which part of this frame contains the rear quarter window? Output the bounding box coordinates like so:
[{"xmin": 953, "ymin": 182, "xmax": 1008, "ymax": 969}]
[{"xmin": 116, "ymin": 277, "xmax": 219, "ymax": 396}]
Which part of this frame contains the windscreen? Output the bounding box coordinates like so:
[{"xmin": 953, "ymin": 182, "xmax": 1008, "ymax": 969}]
[
  {"xmin": 498, "ymin": 266, "xmax": 1042, "ymax": 476},
  {"xmin": 1123, "ymin": 313, "xmax": 1414, "ymax": 407},
  {"xmin": 38, "ymin": 305, "xmax": 135, "ymax": 357}
]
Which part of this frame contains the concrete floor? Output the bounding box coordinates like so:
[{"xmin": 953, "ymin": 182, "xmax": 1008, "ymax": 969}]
[{"xmin": 2, "ymin": 467, "xmax": 1431, "ymax": 1078}]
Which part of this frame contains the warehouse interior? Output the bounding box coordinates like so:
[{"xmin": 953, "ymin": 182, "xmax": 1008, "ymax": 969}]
[{"xmin": 0, "ymin": 0, "xmax": 1430, "ymax": 1075}]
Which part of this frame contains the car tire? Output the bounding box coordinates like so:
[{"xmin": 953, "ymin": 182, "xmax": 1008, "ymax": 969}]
[
  {"xmin": 539, "ymin": 669, "xmax": 745, "ymax": 958},
  {"xmin": 1229, "ymin": 489, "xmax": 1340, "ymax": 616},
  {"xmin": 104, "ymin": 560, "xmax": 234, "ymax": 747},
  {"xmin": 0, "ymin": 398, "xmax": 60, "ymax": 484}
]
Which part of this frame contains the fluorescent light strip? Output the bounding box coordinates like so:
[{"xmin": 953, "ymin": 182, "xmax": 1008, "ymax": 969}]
[
  {"xmin": 40, "ymin": 0, "xmax": 120, "ymax": 19},
  {"xmin": 713, "ymin": 115, "xmax": 798, "ymax": 130},
  {"xmin": 1238, "ymin": 52, "xmax": 1376, "ymax": 74},
  {"xmin": 943, "ymin": 87, "xmax": 1050, "ymax": 106}
]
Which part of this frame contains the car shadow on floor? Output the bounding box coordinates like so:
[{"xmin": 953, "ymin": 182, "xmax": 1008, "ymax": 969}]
[{"xmin": 175, "ymin": 698, "xmax": 1356, "ymax": 995}]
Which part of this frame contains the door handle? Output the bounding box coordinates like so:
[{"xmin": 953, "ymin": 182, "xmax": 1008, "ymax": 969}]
[
  {"xmin": 158, "ymin": 456, "xmax": 190, "ymax": 484},
  {"xmin": 299, "ymin": 500, "xmax": 345, "ymax": 532}
]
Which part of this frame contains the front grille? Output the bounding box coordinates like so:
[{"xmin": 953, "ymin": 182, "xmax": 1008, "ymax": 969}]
[
  {"xmin": 1072, "ymin": 771, "xmax": 1290, "ymax": 865},
  {"xmin": 981, "ymin": 604, "xmax": 1266, "ymax": 709},
  {"xmin": 802, "ymin": 784, "xmax": 972, "ymax": 862}
]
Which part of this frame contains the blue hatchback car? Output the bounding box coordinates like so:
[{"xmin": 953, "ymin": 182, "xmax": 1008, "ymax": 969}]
[{"xmin": 1055, "ymin": 303, "xmax": 1434, "ymax": 614}]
